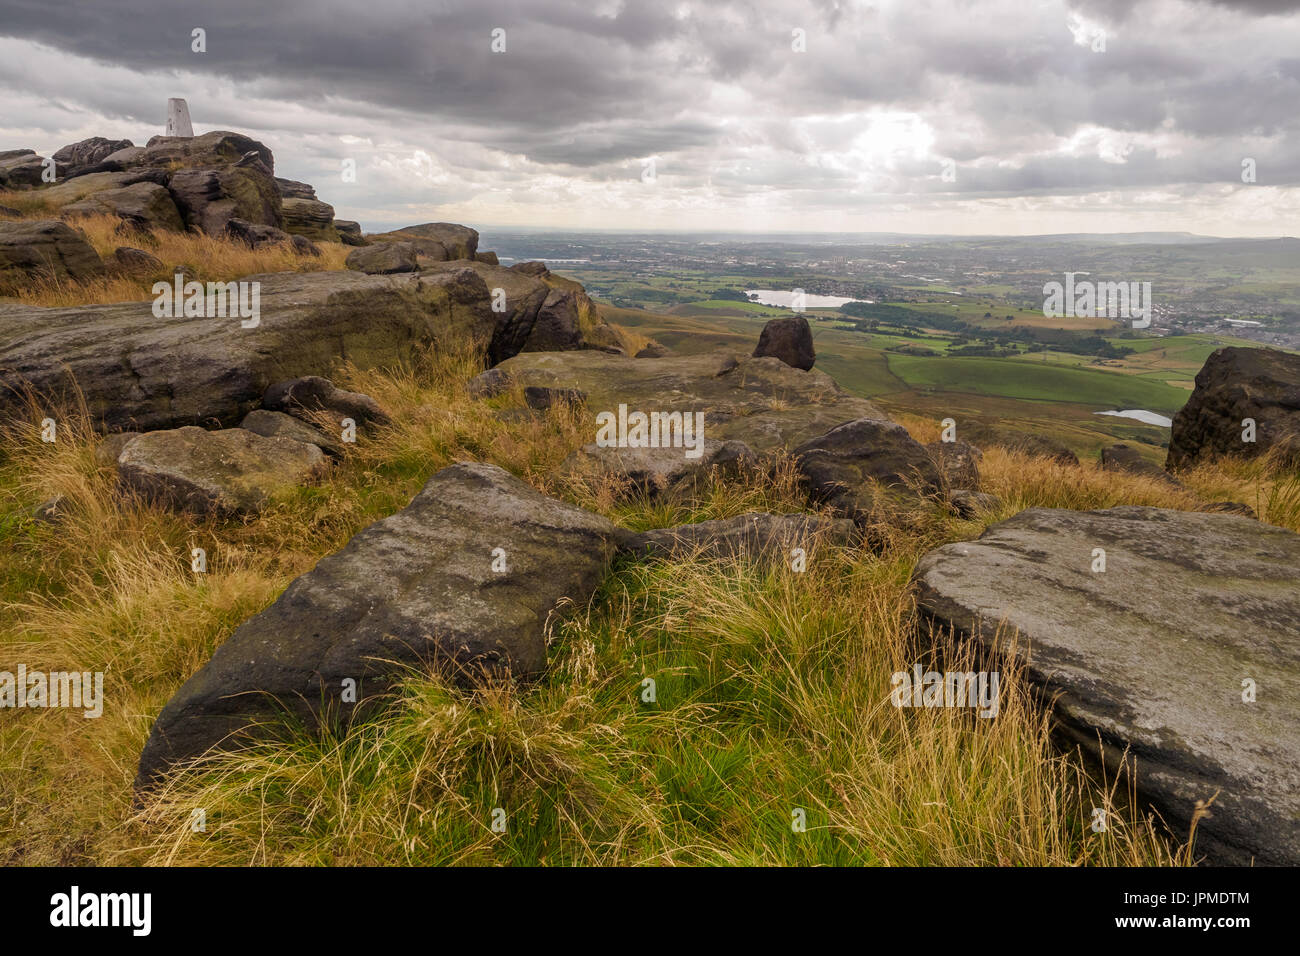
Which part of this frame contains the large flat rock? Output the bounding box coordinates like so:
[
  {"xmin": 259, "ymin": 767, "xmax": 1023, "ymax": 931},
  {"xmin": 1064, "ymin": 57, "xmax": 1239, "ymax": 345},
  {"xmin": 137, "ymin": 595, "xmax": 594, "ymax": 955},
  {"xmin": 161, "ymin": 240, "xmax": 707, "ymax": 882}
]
[
  {"xmin": 913, "ymin": 506, "xmax": 1300, "ymax": 865},
  {"xmin": 0, "ymin": 269, "xmax": 493, "ymax": 432},
  {"xmin": 487, "ymin": 349, "xmax": 887, "ymax": 454},
  {"xmin": 117, "ymin": 426, "xmax": 326, "ymax": 516},
  {"xmin": 135, "ymin": 461, "xmax": 629, "ymax": 787}
]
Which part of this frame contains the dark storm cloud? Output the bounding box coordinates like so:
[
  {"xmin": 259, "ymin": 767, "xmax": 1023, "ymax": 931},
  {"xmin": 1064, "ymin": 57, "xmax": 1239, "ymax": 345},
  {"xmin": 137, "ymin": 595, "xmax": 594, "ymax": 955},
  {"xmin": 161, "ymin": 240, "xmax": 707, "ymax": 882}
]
[{"xmin": 0, "ymin": 0, "xmax": 1298, "ymax": 217}]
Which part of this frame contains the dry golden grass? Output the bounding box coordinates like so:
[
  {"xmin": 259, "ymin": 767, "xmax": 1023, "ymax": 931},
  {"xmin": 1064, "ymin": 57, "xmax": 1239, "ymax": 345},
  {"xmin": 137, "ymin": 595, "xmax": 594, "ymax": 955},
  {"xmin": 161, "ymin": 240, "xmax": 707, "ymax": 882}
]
[
  {"xmin": 0, "ymin": 207, "xmax": 351, "ymax": 306},
  {"xmin": 5, "ymin": 330, "xmax": 1275, "ymax": 866}
]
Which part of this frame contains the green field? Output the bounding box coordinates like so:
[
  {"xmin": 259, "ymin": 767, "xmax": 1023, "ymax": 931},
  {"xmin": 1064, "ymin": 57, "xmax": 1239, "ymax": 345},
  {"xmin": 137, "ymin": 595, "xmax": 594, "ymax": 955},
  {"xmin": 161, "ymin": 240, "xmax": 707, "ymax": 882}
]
[{"xmin": 883, "ymin": 354, "xmax": 1191, "ymax": 414}]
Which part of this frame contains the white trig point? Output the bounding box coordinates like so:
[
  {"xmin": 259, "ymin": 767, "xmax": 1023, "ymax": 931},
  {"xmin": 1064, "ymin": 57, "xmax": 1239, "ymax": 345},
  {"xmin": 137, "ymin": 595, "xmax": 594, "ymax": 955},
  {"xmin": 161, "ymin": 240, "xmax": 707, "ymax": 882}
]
[{"xmin": 166, "ymin": 97, "xmax": 194, "ymax": 137}]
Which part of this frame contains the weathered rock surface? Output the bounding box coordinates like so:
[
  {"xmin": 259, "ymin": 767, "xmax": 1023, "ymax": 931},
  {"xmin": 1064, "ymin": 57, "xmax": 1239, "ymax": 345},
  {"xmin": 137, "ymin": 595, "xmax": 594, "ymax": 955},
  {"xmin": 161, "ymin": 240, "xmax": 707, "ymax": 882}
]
[
  {"xmin": 1100, "ymin": 443, "xmax": 1179, "ymax": 486},
  {"xmin": 913, "ymin": 506, "xmax": 1300, "ymax": 866},
  {"xmin": 62, "ymin": 181, "xmax": 185, "ymax": 232},
  {"xmin": 239, "ymin": 408, "xmax": 346, "ymax": 457},
  {"xmin": 27, "ymin": 169, "xmax": 166, "ymax": 208},
  {"xmin": 289, "ymin": 234, "xmax": 320, "ymax": 257},
  {"xmin": 483, "ymin": 350, "xmax": 886, "ymax": 455},
  {"xmin": 346, "ymin": 241, "xmax": 417, "ymax": 274},
  {"xmin": 522, "ymin": 385, "xmax": 585, "ymax": 411},
  {"xmin": 274, "ymin": 178, "xmax": 316, "ymax": 200},
  {"xmin": 626, "ymin": 512, "xmax": 858, "ymax": 562},
  {"xmin": 0, "ymin": 149, "xmax": 47, "ymax": 188},
  {"xmin": 262, "ymin": 375, "xmax": 390, "ymax": 430},
  {"xmin": 167, "ymin": 165, "xmax": 282, "ymax": 236},
  {"xmin": 135, "ymin": 461, "xmax": 628, "ymax": 787},
  {"xmin": 94, "ymin": 431, "xmax": 141, "ymax": 467},
  {"xmin": 926, "ymin": 440, "xmax": 982, "ymax": 490},
  {"xmin": 378, "ymin": 222, "xmax": 478, "ymax": 260},
  {"xmin": 225, "ymin": 217, "xmax": 292, "ymax": 249},
  {"xmin": 334, "ymin": 220, "xmax": 365, "ymax": 246},
  {"xmin": 510, "ymin": 260, "xmax": 549, "ymax": 277},
  {"xmin": 116, "ymin": 426, "xmax": 325, "ymax": 516},
  {"xmin": 133, "ymin": 131, "xmax": 274, "ymax": 174},
  {"xmin": 522, "ymin": 288, "xmax": 586, "ymax": 351},
  {"xmin": 793, "ymin": 418, "xmax": 943, "ymax": 520},
  {"xmin": 949, "ymin": 489, "xmax": 1001, "ymax": 518},
  {"xmin": 753, "ymin": 315, "xmax": 815, "ymax": 370},
  {"xmin": 53, "ymin": 137, "xmax": 134, "ymax": 178},
  {"xmin": 1167, "ymin": 347, "xmax": 1300, "ymax": 471},
  {"xmin": 0, "ymin": 219, "xmax": 104, "ymax": 291},
  {"xmin": 0, "ymin": 269, "xmax": 495, "ymax": 432},
  {"xmin": 563, "ymin": 438, "xmax": 755, "ymax": 498},
  {"xmin": 111, "ymin": 246, "xmax": 164, "ymax": 274},
  {"xmin": 281, "ymin": 197, "xmax": 338, "ymax": 242}
]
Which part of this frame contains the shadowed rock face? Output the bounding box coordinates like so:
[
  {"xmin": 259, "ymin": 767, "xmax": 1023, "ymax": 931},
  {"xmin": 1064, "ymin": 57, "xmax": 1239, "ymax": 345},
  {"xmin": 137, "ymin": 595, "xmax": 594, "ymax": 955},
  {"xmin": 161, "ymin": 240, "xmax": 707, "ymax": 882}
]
[
  {"xmin": 53, "ymin": 136, "xmax": 134, "ymax": 178},
  {"xmin": 0, "ymin": 219, "xmax": 105, "ymax": 291},
  {"xmin": 753, "ymin": 315, "xmax": 815, "ymax": 370},
  {"xmin": 483, "ymin": 349, "xmax": 886, "ymax": 454},
  {"xmin": 0, "ymin": 269, "xmax": 494, "ymax": 432},
  {"xmin": 913, "ymin": 506, "xmax": 1300, "ymax": 865},
  {"xmin": 1167, "ymin": 347, "xmax": 1300, "ymax": 471},
  {"xmin": 793, "ymin": 418, "xmax": 943, "ymax": 520},
  {"xmin": 135, "ymin": 461, "xmax": 629, "ymax": 789},
  {"xmin": 63, "ymin": 181, "xmax": 185, "ymax": 232}
]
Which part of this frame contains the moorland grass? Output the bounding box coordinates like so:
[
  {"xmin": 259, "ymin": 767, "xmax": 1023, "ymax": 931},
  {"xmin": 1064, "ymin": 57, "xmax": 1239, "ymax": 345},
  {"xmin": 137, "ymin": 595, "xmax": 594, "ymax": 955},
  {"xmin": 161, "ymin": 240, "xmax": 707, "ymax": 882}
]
[
  {"xmin": 0, "ymin": 206, "xmax": 350, "ymax": 306},
  {"xmin": 4, "ymin": 330, "xmax": 1294, "ymax": 866}
]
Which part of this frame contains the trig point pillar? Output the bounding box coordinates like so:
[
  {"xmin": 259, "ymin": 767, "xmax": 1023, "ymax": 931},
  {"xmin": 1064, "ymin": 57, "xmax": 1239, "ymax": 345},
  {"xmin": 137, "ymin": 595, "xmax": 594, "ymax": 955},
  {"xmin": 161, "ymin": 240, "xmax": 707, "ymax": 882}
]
[{"xmin": 166, "ymin": 98, "xmax": 194, "ymax": 137}]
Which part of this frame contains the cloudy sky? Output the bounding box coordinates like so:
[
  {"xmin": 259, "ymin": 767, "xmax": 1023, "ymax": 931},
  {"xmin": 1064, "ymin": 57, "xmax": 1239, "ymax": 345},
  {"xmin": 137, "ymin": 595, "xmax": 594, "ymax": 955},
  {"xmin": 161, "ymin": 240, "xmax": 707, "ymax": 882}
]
[{"xmin": 1, "ymin": 0, "xmax": 1298, "ymax": 236}]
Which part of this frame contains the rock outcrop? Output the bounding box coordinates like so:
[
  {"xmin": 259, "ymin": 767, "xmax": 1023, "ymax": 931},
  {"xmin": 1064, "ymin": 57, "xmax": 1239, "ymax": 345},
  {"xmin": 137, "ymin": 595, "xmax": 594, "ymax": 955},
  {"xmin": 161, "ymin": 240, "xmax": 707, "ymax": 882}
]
[
  {"xmin": 345, "ymin": 241, "xmax": 418, "ymax": 274},
  {"xmin": 6, "ymin": 131, "xmax": 295, "ymax": 238},
  {"xmin": 52, "ymin": 137, "xmax": 134, "ymax": 178},
  {"xmin": 1167, "ymin": 347, "xmax": 1300, "ymax": 471},
  {"xmin": 0, "ymin": 219, "xmax": 105, "ymax": 291},
  {"xmin": 239, "ymin": 409, "xmax": 346, "ymax": 458},
  {"xmin": 753, "ymin": 315, "xmax": 815, "ymax": 370},
  {"xmin": 261, "ymin": 375, "xmax": 391, "ymax": 430},
  {"xmin": 135, "ymin": 461, "xmax": 628, "ymax": 787},
  {"xmin": 0, "ymin": 148, "xmax": 46, "ymax": 188},
  {"xmin": 167, "ymin": 165, "xmax": 282, "ymax": 236},
  {"xmin": 62, "ymin": 181, "xmax": 185, "ymax": 232},
  {"xmin": 793, "ymin": 418, "xmax": 943, "ymax": 520},
  {"xmin": 281, "ymin": 197, "xmax": 338, "ymax": 242},
  {"xmin": 0, "ymin": 269, "xmax": 494, "ymax": 432},
  {"xmin": 117, "ymin": 426, "xmax": 326, "ymax": 516},
  {"xmin": 913, "ymin": 506, "xmax": 1300, "ymax": 866},
  {"xmin": 478, "ymin": 350, "xmax": 886, "ymax": 455},
  {"xmin": 374, "ymin": 222, "xmax": 478, "ymax": 261},
  {"xmin": 562, "ymin": 438, "xmax": 755, "ymax": 498}
]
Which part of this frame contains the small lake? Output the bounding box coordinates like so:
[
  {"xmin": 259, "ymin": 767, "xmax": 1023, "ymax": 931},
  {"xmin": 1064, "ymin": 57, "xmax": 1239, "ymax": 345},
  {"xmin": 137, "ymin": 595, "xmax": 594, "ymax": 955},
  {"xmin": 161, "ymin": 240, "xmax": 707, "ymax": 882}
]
[
  {"xmin": 744, "ymin": 289, "xmax": 874, "ymax": 309},
  {"xmin": 1095, "ymin": 409, "xmax": 1172, "ymax": 427}
]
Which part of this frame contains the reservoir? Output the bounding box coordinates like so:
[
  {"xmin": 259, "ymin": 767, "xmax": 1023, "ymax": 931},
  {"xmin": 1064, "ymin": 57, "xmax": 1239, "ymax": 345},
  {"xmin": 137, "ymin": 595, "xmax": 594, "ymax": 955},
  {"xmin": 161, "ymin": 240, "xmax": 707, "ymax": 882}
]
[{"xmin": 745, "ymin": 289, "xmax": 873, "ymax": 309}]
